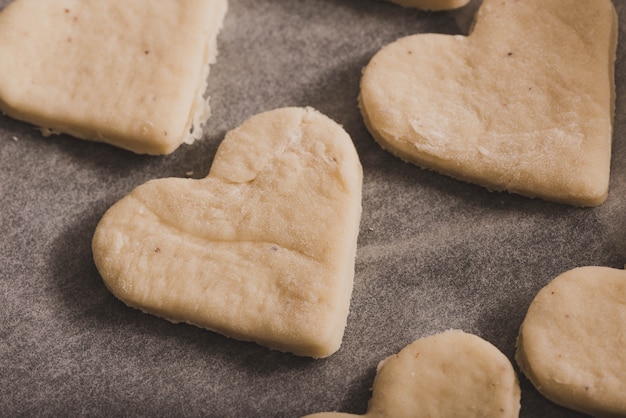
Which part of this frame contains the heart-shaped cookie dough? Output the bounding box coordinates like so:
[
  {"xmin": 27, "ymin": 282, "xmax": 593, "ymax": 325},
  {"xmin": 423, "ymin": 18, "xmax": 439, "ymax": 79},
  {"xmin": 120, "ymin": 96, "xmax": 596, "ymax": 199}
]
[
  {"xmin": 0, "ymin": 0, "xmax": 227, "ymax": 155},
  {"xmin": 304, "ymin": 330, "xmax": 521, "ymax": 418},
  {"xmin": 360, "ymin": 0, "xmax": 618, "ymax": 206},
  {"xmin": 516, "ymin": 266, "xmax": 626, "ymax": 417},
  {"xmin": 386, "ymin": 0, "xmax": 470, "ymax": 11},
  {"xmin": 92, "ymin": 107, "xmax": 363, "ymax": 358}
]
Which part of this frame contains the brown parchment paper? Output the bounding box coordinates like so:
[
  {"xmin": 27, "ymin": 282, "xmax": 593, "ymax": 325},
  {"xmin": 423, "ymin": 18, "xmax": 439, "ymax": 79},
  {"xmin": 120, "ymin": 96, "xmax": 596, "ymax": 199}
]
[{"xmin": 1, "ymin": 0, "xmax": 625, "ymax": 416}]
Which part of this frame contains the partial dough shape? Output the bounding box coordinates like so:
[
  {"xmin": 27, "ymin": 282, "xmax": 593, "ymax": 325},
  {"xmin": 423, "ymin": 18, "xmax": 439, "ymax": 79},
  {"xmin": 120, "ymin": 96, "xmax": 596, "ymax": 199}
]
[
  {"xmin": 0, "ymin": 0, "xmax": 227, "ymax": 155},
  {"xmin": 360, "ymin": 0, "xmax": 618, "ymax": 206},
  {"xmin": 304, "ymin": 330, "xmax": 521, "ymax": 418},
  {"xmin": 92, "ymin": 107, "xmax": 363, "ymax": 358},
  {"xmin": 385, "ymin": 0, "xmax": 470, "ymax": 11},
  {"xmin": 516, "ymin": 266, "xmax": 626, "ymax": 417}
]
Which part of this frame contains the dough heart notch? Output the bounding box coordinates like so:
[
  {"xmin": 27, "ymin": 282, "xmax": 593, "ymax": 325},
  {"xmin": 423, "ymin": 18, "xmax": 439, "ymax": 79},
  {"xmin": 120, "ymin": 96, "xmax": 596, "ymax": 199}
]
[
  {"xmin": 360, "ymin": 0, "xmax": 618, "ymax": 206},
  {"xmin": 304, "ymin": 330, "xmax": 521, "ymax": 418},
  {"xmin": 0, "ymin": 0, "xmax": 227, "ymax": 155},
  {"xmin": 92, "ymin": 107, "xmax": 363, "ymax": 358},
  {"xmin": 516, "ymin": 266, "xmax": 626, "ymax": 417}
]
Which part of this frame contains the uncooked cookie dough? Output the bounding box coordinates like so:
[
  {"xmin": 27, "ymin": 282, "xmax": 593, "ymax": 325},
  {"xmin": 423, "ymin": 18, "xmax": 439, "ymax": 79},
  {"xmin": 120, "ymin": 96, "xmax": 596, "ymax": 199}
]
[
  {"xmin": 360, "ymin": 0, "xmax": 618, "ymax": 206},
  {"xmin": 516, "ymin": 266, "xmax": 626, "ymax": 417},
  {"xmin": 0, "ymin": 0, "xmax": 227, "ymax": 155},
  {"xmin": 304, "ymin": 330, "xmax": 521, "ymax": 417},
  {"xmin": 386, "ymin": 0, "xmax": 470, "ymax": 11},
  {"xmin": 92, "ymin": 107, "xmax": 363, "ymax": 358}
]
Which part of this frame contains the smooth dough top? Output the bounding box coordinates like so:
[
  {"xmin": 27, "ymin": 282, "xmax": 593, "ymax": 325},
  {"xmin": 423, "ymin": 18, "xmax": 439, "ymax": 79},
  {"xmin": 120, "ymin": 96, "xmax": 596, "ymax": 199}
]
[
  {"xmin": 0, "ymin": 0, "xmax": 227, "ymax": 155},
  {"xmin": 360, "ymin": 0, "xmax": 618, "ymax": 206},
  {"xmin": 386, "ymin": 0, "xmax": 470, "ymax": 10},
  {"xmin": 516, "ymin": 266, "xmax": 626, "ymax": 417},
  {"xmin": 305, "ymin": 330, "xmax": 520, "ymax": 418},
  {"xmin": 92, "ymin": 107, "xmax": 363, "ymax": 358}
]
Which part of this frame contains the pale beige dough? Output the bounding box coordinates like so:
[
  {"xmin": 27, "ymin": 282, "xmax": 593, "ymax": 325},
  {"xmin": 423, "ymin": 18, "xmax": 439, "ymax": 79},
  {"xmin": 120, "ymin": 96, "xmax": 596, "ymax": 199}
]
[
  {"xmin": 0, "ymin": 0, "xmax": 227, "ymax": 155},
  {"xmin": 385, "ymin": 0, "xmax": 470, "ymax": 11},
  {"xmin": 360, "ymin": 0, "xmax": 618, "ymax": 206},
  {"xmin": 516, "ymin": 266, "xmax": 626, "ymax": 417},
  {"xmin": 92, "ymin": 107, "xmax": 363, "ymax": 358},
  {"xmin": 304, "ymin": 330, "xmax": 521, "ymax": 418}
]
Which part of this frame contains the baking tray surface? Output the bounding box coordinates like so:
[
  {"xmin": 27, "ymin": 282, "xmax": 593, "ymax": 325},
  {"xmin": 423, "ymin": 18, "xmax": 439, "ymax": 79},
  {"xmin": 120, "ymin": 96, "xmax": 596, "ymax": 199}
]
[{"xmin": 1, "ymin": 0, "xmax": 625, "ymax": 416}]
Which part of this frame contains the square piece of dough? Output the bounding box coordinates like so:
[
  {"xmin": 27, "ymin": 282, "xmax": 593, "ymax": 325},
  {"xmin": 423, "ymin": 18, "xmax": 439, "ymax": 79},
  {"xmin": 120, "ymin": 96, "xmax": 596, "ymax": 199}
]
[{"xmin": 0, "ymin": 0, "xmax": 227, "ymax": 155}]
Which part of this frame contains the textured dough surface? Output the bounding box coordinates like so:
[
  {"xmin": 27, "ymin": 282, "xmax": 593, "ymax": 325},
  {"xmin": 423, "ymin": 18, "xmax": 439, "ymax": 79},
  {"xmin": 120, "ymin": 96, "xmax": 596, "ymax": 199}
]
[
  {"xmin": 0, "ymin": 0, "xmax": 227, "ymax": 155},
  {"xmin": 92, "ymin": 107, "xmax": 363, "ymax": 358},
  {"xmin": 386, "ymin": 0, "xmax": 470, "ymax": 11},
  {"xmin": 304, "ymin": 330, "xmax": 520, "ymax": 417},
  {"xmin": 516, "ymin": 266, "xmax": 626, "ymax": 417},
  {"xmin": 360, "ymin": 0, "xmax": 617, "ymax": 206}
]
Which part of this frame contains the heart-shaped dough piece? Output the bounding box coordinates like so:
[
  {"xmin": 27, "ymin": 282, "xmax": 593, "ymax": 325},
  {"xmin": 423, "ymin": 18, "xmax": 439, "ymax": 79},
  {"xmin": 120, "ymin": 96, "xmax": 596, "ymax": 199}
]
[
  {"xmin": 386, "ymin": 0, "xmax": 470, "ymax": 11},
  {"xmin": 304, "ymin": 330, "xmax": 521, "ymax": 418},
  {"xmin": 0, "ymin": 0, "xmax": 227, "ymax": 155},
  {"xmin": 360, "ymin": 0, "xmax": 618, "ymax": 206},
  {"xmin": 92, "ymin": 107, "xmax": 363, "ymax": 358},
  {"xmin": 516, "ymin": 266, "xmax": 626, "ymax": 417}
]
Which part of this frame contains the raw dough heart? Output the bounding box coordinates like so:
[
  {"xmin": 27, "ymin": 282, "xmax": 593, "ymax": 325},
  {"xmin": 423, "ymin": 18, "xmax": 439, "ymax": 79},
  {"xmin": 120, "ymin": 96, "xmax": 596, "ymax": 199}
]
[
  {"xmin": 92, "ymin": 107, "xmax": 363, "ymax": 358},
  {"xmin": 304, "ymin": 330, "xmax": 521, "ymax": 418},
  {"xmin": 386, "ymin": 0, "xmax": 470, "ymax": 11},
  {"xmin": 360, "ymin": 0, "xmax": 618, "ymax": 206},
  {"xmin": 516, "ymin": 266, "xmax": 626, "ymax": 417},
  {"xmin": 0, "ymin": 0, "xmax": 227, "ymax": 155}
]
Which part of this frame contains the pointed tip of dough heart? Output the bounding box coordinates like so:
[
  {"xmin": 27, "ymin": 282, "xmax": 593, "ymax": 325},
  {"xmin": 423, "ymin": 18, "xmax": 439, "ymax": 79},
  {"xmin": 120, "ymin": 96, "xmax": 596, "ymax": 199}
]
[
  {"xmin": 360, "ymin": 0, "xmax": 617, "ymax": 207},
  {"xmin": 92, "ymin": 106, "xmax": 363, "ymax": 358},
  {"xmin": 0, "ymin": 0, "xmax": 228, "ymax": 155}
]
